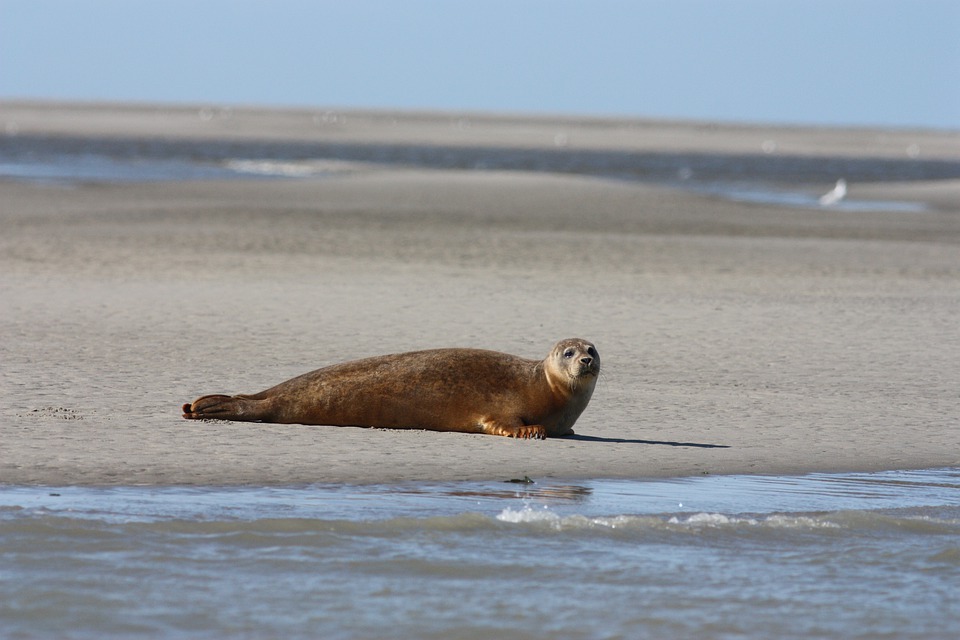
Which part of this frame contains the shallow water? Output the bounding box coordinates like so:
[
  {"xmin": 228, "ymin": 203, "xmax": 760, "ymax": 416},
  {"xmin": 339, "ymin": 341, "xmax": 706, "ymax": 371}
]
[
  {"xmin": 2, "ymin": 468, "xmax": 958, "ymax": 639},
  {"xmin": 3, "ymin": 133, "xmax": 957, "ymax": 212}
]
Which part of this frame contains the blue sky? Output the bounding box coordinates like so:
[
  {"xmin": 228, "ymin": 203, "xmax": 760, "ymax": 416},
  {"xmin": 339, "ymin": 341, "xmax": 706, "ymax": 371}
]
[{"xmin": 2, "ymin": 0, "xmax": 958, "ymax": 130}]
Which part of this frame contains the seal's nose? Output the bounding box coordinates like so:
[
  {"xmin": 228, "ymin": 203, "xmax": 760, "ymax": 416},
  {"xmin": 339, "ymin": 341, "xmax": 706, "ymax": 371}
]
[{"xmin": 580, "ymin": 356, "xmax": 593, "ymax": 366}]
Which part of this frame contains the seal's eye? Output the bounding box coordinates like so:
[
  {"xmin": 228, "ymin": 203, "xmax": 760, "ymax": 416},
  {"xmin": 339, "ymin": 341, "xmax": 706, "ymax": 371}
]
[
  {"xmin": 587, "ymin": 346, "xmax": 597, "ymax": 357},
  {"xmin": 563, "ymin": 348, "xmax": 575, "ymax": 358}
]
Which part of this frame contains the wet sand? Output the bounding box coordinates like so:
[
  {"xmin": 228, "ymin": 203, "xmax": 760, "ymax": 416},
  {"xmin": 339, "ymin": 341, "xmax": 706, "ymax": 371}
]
[{"xmin": 1, "ymin": 102, "xmax": 959, "ymax": 485}]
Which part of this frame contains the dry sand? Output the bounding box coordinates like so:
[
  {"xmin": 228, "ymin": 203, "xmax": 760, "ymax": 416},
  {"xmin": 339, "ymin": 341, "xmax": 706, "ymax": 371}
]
[{"xmin": 2, "ymin": 102, "xmax": 959, "ymax": 485}]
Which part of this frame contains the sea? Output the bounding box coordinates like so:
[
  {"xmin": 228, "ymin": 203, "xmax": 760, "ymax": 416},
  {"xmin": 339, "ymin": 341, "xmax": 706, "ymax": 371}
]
[
  {"xmin": 4, "ymin": 130, "xmax": 960, "ymax": 210},
  {"xmin": 3, "ymin": 129, "xmax": 960, "ymax": 638},
  {"xmin": 2, "ymin": 470, "xmax": 959, "ymax": 639}
]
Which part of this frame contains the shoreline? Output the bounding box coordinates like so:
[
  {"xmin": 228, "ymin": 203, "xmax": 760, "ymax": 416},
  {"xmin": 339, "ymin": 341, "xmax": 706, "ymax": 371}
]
[
  {"xmin": 1, "ymin": 102, "xmax": 958, "ymax": 486},
  {"xmin": 5, "ymin": 99, "xmax": 960, "ymax": 159}
]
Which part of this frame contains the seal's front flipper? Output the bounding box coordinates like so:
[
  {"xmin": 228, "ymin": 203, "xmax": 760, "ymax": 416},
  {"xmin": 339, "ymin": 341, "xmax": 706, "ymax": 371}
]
[
  {"xmin": 182, "ymin": 394, "xmax": 262, "ymax": 421},
  {"xmin": 514, "ymin": 424, "xmax": 547, "ymax": 440},
  {"xmin": 480, "ymin": 419, "xmax": 547, "ymax": 440}
]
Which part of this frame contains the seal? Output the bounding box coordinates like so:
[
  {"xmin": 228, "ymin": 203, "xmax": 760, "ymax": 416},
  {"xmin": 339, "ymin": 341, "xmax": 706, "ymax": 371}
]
[{"xmin": 182, "ymin": 338, "xmax": 599, "ymax": 439}]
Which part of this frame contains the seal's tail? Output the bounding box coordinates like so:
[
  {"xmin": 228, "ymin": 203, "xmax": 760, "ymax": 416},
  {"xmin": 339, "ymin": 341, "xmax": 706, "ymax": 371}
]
[{"xmin": 182, "ymin": 394, "xmax": 263, "ymax": 421}]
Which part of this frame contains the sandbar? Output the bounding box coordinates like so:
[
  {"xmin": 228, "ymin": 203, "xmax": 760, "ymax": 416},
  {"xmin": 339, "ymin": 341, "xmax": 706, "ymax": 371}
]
[{"xmin": 1, "ymin": 101, "xmax": 958, "ymax": 485}]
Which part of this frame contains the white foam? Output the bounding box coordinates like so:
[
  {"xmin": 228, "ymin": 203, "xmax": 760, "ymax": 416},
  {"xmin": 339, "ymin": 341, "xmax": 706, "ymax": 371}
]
[
  {"xmin": 671, "ymin": 512, "xmax": 747, "ymax": 526},
  {"xmin": 668, "ymin": 512, "xmax": 841, "ymax": 529},
  {"xmin": 498, "ymin": 505, "xmax": 846, "ymax": 532},
  {"xmin": 224, "ymin": 159, "xmax": 365, "ymax": 178},
  {"xmin": 497, "ymin": 507, "xmax": 665, "ymax": 531},
  {"xmin": 496, "ymin": 505, "xmax": 563, "ymax": 525}
]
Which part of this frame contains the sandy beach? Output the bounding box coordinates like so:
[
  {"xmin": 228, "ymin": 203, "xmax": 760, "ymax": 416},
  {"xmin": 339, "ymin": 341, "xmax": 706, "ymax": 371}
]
[{"xmin": 1, "ymin": 101, "xmax": 958, "ymax": 485}]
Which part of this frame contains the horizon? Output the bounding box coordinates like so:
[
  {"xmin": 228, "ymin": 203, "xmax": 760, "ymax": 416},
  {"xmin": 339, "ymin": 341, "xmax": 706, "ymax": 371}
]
[{"xmin": 5, "ymin": 96, "xmax": 958, "ymax": 134}]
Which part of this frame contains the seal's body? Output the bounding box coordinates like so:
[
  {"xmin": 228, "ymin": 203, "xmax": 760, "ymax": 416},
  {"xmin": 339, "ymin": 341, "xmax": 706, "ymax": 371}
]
[{"xmin": 182, "ymin": 338, "xmax": 599, "ymax": 439}]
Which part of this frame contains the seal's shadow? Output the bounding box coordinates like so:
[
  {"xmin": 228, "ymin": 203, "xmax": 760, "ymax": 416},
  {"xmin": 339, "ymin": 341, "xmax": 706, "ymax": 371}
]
[{"xmin": 562, "ymin": 434, "xmax": 730, "ymax": 448}]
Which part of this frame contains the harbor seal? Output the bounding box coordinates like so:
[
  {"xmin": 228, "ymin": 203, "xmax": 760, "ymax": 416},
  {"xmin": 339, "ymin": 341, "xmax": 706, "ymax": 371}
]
[{"xmin": 182, "ymin": 338, "xmax": 599, "ymax": 439}]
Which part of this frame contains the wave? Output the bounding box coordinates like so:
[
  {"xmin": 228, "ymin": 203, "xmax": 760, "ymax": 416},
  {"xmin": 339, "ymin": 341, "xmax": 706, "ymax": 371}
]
[
  {"xmin": 4, "ymin": 505, "xmax": 958, "ymax": 543},
  {"xmin": 3, "ymin": 468, "xmax": 958, "ymax": 544},
  {"xmin": 495, "ymin": 505, "xmax": 960, "ymax": 537}
]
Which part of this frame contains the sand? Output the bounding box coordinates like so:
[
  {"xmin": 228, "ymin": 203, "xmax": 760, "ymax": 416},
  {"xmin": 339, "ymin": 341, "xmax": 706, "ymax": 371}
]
[{"xmin": 2, "ymin": 102, "xmax": 959, "ymax": 485}]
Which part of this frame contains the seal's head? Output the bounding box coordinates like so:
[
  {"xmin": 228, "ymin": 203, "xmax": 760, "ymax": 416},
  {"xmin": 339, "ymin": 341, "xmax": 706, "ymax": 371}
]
[{"xmin": 546, "ymin": 338, "xmax": 600, "ymax": 392}]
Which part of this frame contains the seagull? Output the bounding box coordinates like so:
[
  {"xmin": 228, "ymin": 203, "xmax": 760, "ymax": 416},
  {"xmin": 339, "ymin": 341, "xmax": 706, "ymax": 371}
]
[{"xmin": 819, "ymin": 178, "xmax": 847, "ymax": 206}]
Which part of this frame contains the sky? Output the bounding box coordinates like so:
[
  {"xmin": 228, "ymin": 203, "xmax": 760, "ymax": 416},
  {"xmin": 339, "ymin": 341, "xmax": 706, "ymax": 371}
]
[{"xmin": 2, "ymin": 0, "xmax": 958, "ymax": 130}]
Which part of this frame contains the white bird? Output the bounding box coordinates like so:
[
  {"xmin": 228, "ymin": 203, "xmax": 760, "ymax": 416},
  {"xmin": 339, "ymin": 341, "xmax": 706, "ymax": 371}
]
[{"xmin": 819, "ymin": 178, "xmax": 847, "ymax": 206}]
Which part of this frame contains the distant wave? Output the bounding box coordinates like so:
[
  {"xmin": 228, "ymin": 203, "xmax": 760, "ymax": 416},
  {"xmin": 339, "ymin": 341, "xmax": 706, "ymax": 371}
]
[{"xmin": 224, "ymin": 158, "xmax": 368, "ymax": 178}]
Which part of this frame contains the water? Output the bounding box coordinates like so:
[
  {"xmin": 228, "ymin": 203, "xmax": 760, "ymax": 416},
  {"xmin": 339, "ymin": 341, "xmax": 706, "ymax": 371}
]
[
  {"xmin": 2, "ymin": 469, "xmax": 959, "ymax": 639},
  {"xmin": 4, "ymin": 132, "xmax": 959, "ymax": 210}
]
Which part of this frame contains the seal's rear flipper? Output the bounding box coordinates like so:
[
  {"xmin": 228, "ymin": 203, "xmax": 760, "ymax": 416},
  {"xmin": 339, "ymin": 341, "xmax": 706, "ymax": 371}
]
[{"xmin": 182, "ymin": 394, "xmax": 261, "ymax": 421}]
